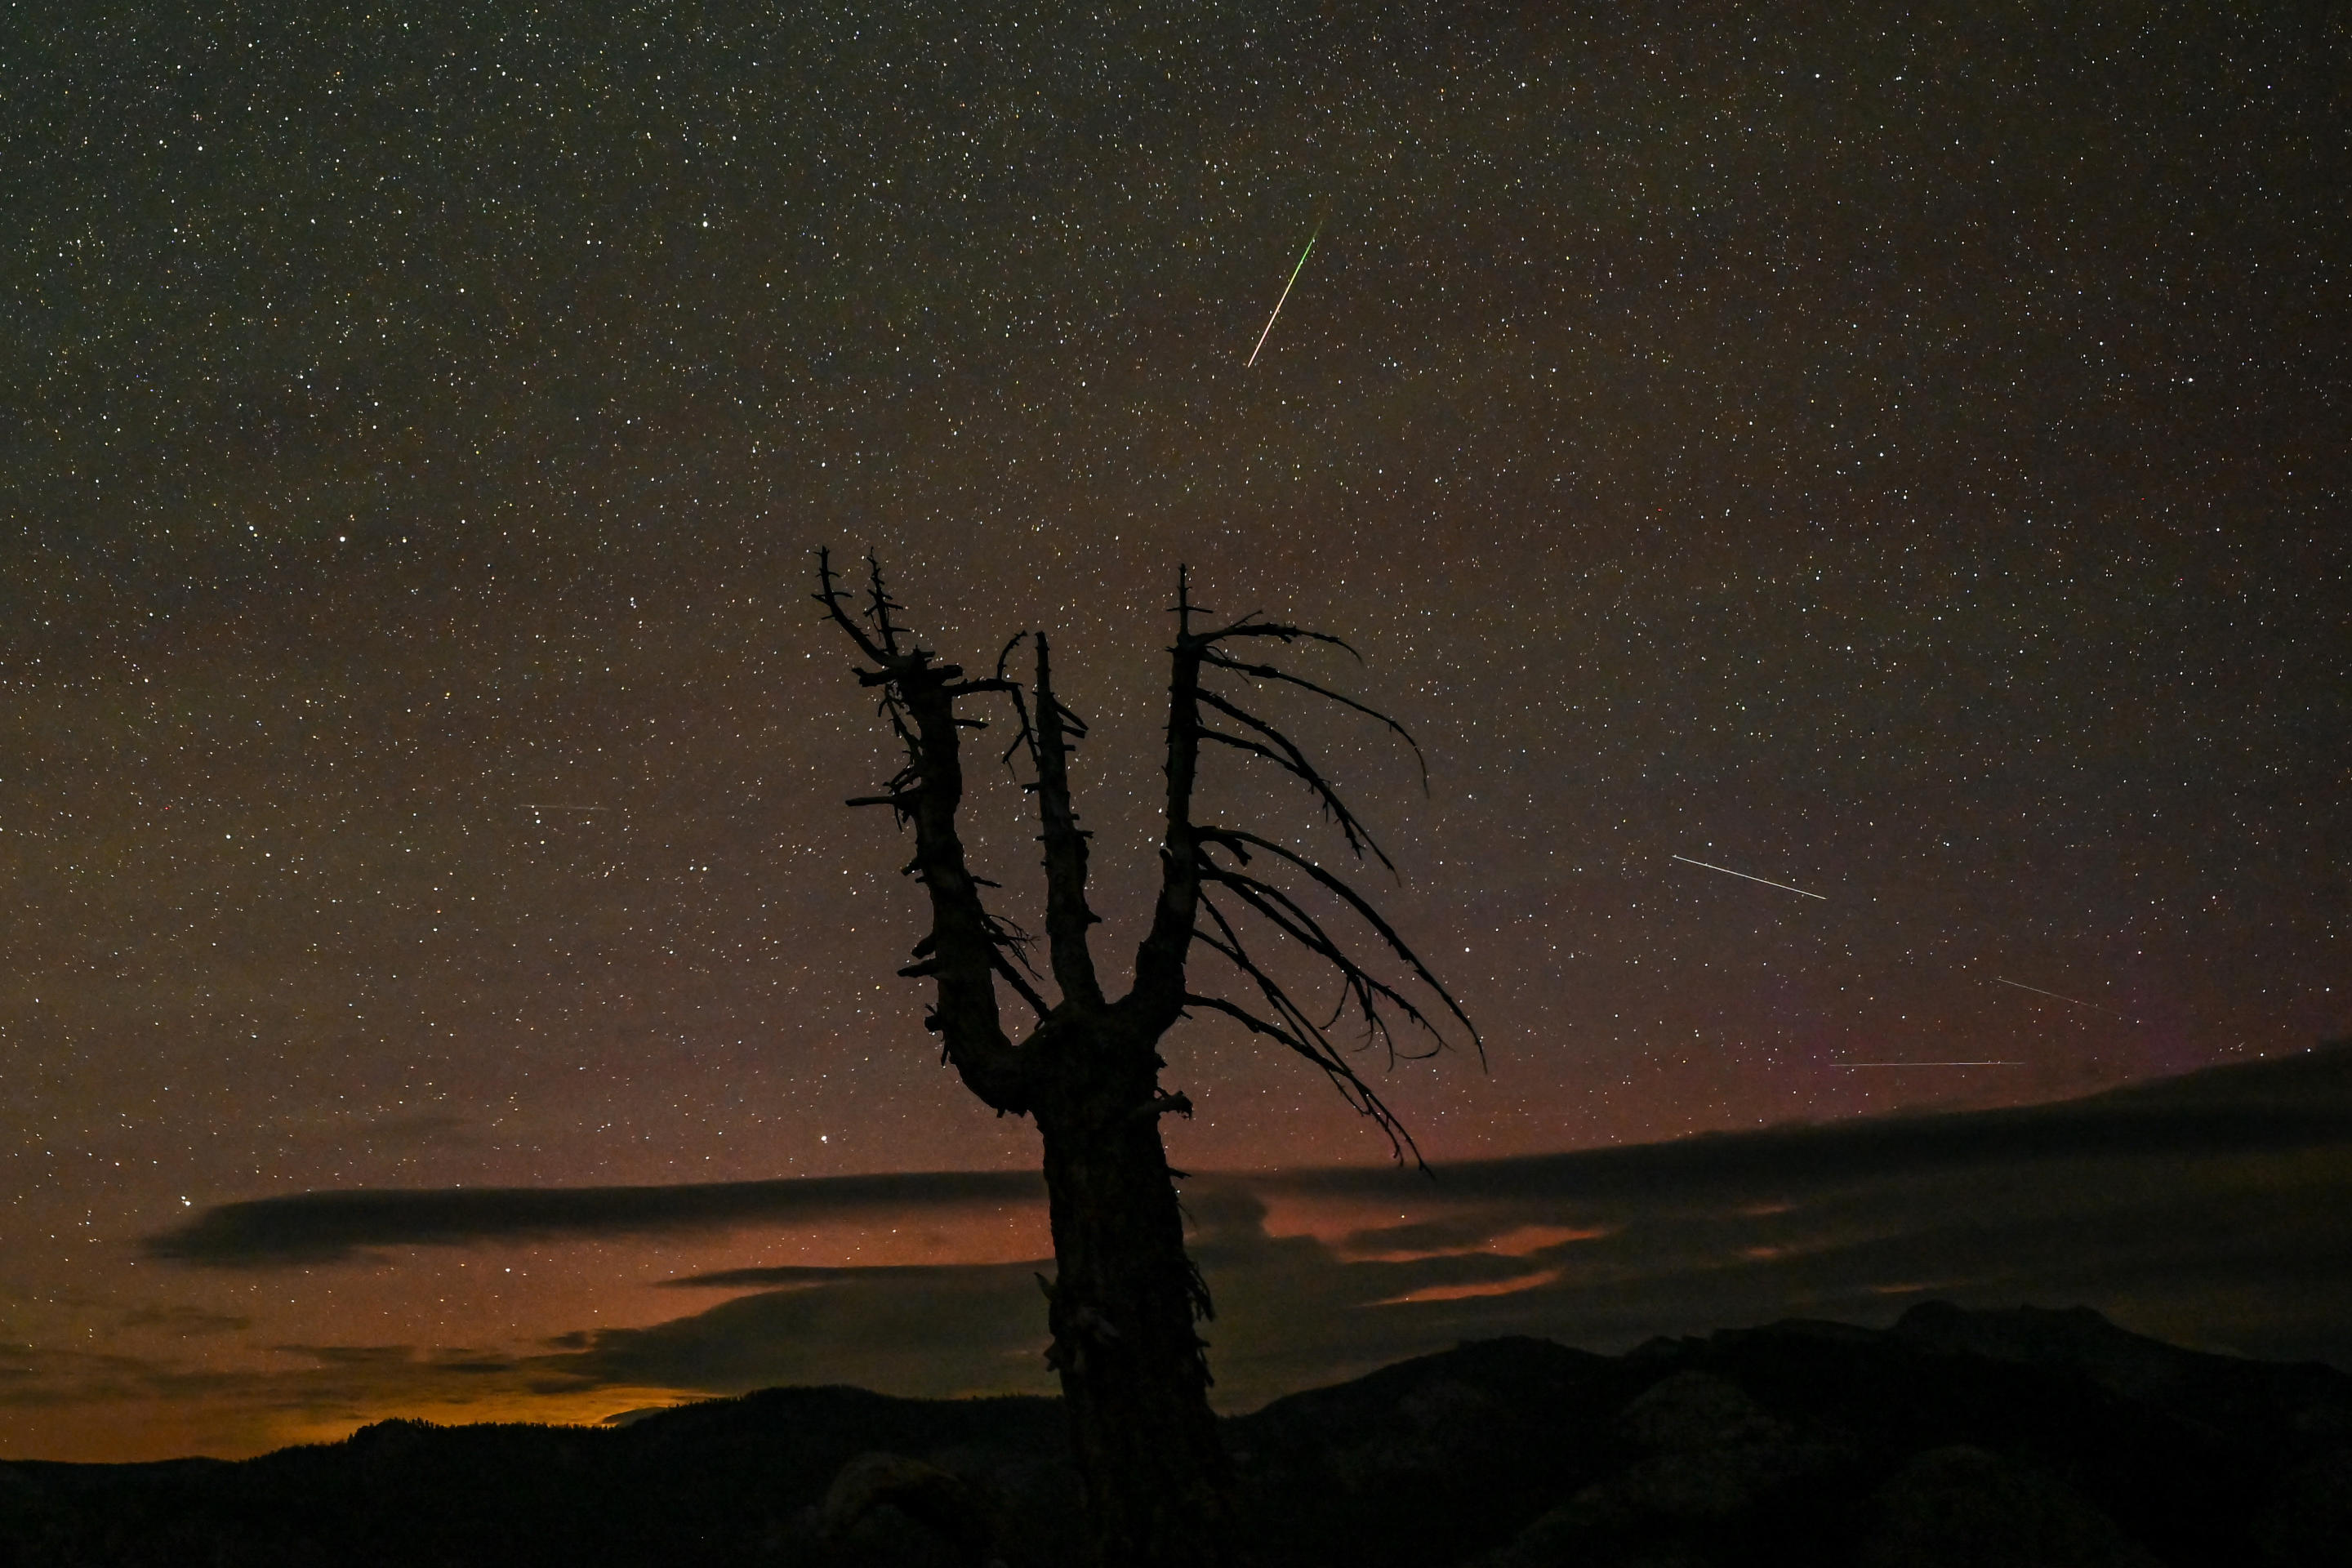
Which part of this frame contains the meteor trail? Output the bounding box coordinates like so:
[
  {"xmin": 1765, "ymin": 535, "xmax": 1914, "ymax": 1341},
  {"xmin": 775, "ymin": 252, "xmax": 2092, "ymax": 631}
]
[
  {"xmin": 1669, "ymin": 854, "xmax": 1826, "ymax": 900},
  {"xmin": 1995, "ymin": 977, "xmax": 2125, "ymax": 1016},
  {"xmin": 1838, "ymin": 1061, "xmax": 2021, "ymax": 1067},
  {"xmin": 1246, "ymin": 217, "xmax": 1323, "ymax": 367}
]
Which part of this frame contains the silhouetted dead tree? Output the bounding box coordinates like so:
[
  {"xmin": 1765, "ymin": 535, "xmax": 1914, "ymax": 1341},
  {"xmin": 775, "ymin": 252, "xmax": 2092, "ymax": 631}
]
[{"xmin": 815, "ymin": 550, "xmax": 1477, "ymax": 1568}]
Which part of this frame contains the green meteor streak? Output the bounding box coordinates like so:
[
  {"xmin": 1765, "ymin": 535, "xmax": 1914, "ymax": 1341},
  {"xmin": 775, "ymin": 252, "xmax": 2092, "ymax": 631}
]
[{"xmin": 1246, "ymin": 218, "xmax": 1324, "ymax": 367}]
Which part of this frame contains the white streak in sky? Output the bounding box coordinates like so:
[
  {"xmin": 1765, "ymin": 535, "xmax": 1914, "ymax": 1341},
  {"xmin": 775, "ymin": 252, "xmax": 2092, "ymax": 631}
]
[
  {"xmin": 1669, "ymin": 854, "xmax": 1826, "ymax": 900},
  {"xmin": 1995, "ymin": 977, "xmax": 2126, "ymax": 1017},
  {"xmin": 1247, "ymin": 219, "xmax": 1323, "ymax": 367}
]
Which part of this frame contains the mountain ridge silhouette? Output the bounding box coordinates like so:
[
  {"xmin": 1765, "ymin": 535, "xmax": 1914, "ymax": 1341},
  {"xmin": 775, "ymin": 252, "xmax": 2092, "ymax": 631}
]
[{"xmin": 5, "ymin": 1300, "xmax": 2346, "ymax": 1566}]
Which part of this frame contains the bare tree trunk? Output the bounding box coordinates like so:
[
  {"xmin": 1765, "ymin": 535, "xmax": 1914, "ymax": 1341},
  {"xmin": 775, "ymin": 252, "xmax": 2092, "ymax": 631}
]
[{"xmin": 1036, "ymin": 1032, "xmax": 1236, "ymax": 1566}]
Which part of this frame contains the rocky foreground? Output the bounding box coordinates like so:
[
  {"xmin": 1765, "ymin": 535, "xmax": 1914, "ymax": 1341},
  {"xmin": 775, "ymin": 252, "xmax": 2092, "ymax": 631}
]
[{"xmin": 4, "ymin": 1302, "xmax": 2348, "ymax": 1566}]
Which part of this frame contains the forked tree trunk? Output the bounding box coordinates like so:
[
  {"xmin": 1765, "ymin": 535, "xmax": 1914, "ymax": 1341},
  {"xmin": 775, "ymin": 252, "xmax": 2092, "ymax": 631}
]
[
  {"xmin": 815, "ymin": 555, "xmax": 1473, "ymax": 1568},
  {"xmin": 1035, "ymin": 1020, "xmax": 1236, "ymax": 1567}
]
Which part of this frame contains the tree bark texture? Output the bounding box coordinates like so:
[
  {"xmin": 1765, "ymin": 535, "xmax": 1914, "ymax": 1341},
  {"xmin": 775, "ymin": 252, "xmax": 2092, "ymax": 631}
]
[{"xmin": 1036, "ymin": 1029, "xmax": 1236, "ymax": 1566}]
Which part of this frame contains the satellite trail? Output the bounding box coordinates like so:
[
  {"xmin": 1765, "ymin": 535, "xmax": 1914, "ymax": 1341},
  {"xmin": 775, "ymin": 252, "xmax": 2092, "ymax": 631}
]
[
  {"xmin": 1669, "ymin": 854, "xmax": 1826, "ymax": 900},
  {"xmin": 1995, "ymin": 977, "xmax": 2126, "ymax": 1017}
]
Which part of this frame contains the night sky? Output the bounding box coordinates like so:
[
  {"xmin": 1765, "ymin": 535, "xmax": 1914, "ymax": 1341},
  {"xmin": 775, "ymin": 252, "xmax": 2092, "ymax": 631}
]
[{"xmin": 7, "ymin": 2, "xmax": 2347, "ymax": 1461}]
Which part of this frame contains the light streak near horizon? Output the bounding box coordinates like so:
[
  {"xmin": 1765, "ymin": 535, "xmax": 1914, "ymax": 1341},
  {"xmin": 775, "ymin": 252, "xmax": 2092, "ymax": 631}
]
[
  {"xmin": 1995, "ymin": 977, "xmax": 2128, "ymax": 1018},
  {"xmin": 1246, "ymin": 217, "xmax": 1324, "ymax": 367},
  {"xmin": 1668, "ymin": 854, "xmax": 1827, "ymax": 900},
  {"xmin": 1838, "ymin": 1061, "xmax": 2022, "ymax": 1067}
]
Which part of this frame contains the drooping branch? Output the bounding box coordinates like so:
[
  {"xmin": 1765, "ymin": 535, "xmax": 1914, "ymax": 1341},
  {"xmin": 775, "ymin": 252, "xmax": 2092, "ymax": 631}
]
[
  {"xmin": 1177, "ymin": 991, "xmax": 1416, "ymax": 1165},
  {"xmin": 1195, "ymin": 858, "xmax": 1445, "ymax": 1058},
  {"xmin": 1200, "ymin": 825, "xmax": 1481, "ymax": 1058},
  {"xmin": 1198, "ymin": 616, "xmax": 1363, "ymax": 660},
  {"xmin": 1194, "ymin": 683, "xmax": 1394, "ymax": 867},
  {"xmin": 1199, "ymin": 644, "xmax": 1428, "ymax": 787},
  {"xmin": 1186, "ymin": 896, "xmax": 1423, "ymax": 1165}
]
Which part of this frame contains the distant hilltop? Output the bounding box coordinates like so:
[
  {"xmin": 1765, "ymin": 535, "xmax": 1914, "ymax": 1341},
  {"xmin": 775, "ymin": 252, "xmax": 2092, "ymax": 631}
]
[{"xmin": 5, "ymin": 1300, "xmax": 2348, "ymax": 1566}]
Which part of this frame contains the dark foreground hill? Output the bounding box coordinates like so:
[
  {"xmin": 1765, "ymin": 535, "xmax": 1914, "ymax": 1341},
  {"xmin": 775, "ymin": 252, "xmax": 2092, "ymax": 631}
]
[{"xmin": 4, "ymin": 1302, "xmax": 2348, "ymax": 1567}]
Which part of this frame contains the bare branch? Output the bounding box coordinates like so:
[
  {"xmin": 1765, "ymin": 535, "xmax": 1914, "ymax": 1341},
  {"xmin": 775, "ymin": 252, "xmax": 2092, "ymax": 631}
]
[
  {"xmin": 1032, "ymin": 631, "xmax": 1106, "ymax": 1010},
  {"xmin": 1187, "ymin": 902, "xmax": 1424, "ymax": 1167},
  {"xmin": 1200, "ymin": 647, "xmax": 1427, "ymax": 787},
  {"xmin": 815, "ymin": 548, "xmax": 1033, "ymax": 1114},
  {"xmin": 1180, "ymin": 993, "xmax": 1414, "ymax": 1154},
  {"xmin": 994, "ymin": 631, "xmax": 1031, "ymax": 684},
  {"xmin": 1130, "ymin": 568, "xmax": 1207, "ymax": 1022},
  {"xmin": 995, "ymin": 633, "xmax": 1040, "ymax": 773},
  {"xmin": 813, "ymin": 546, "xmax": 891, "ymax": 666},
  {"xmin": 845, "ymin": 791, "xmax": 924, "ymax": 819},
  {"xmin": 991, "ymin": 948, "xmax": 1052, "ymax": 1020},
  {"xmin": 1200, "ymin": 620, "xmax": 1364, "ymax": 661},
  {"xmin": 1197, "ymin": 864, "xmax": 1445, "ymax": 1058},
  {"xmin": 944, "ymin": 678, "xmax": 1021, "ymax": 701},
  {"xmin": 862, "ymin": 550, "xmax": 909, "ymax": 657},
  {"xmin": 1200, "ymin": 826, "xmax": 1481, "ymax": 1063},
  {"xmin": 1196, "ymin": 687, "xmax": 1393, "ymax": 867}
]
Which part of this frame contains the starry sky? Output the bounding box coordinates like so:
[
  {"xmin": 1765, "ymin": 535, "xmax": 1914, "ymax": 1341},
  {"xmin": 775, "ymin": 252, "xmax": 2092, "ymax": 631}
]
[{"xmin": 6, "ymin": 2, "xmax": 2347, "ymax": 1461}]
